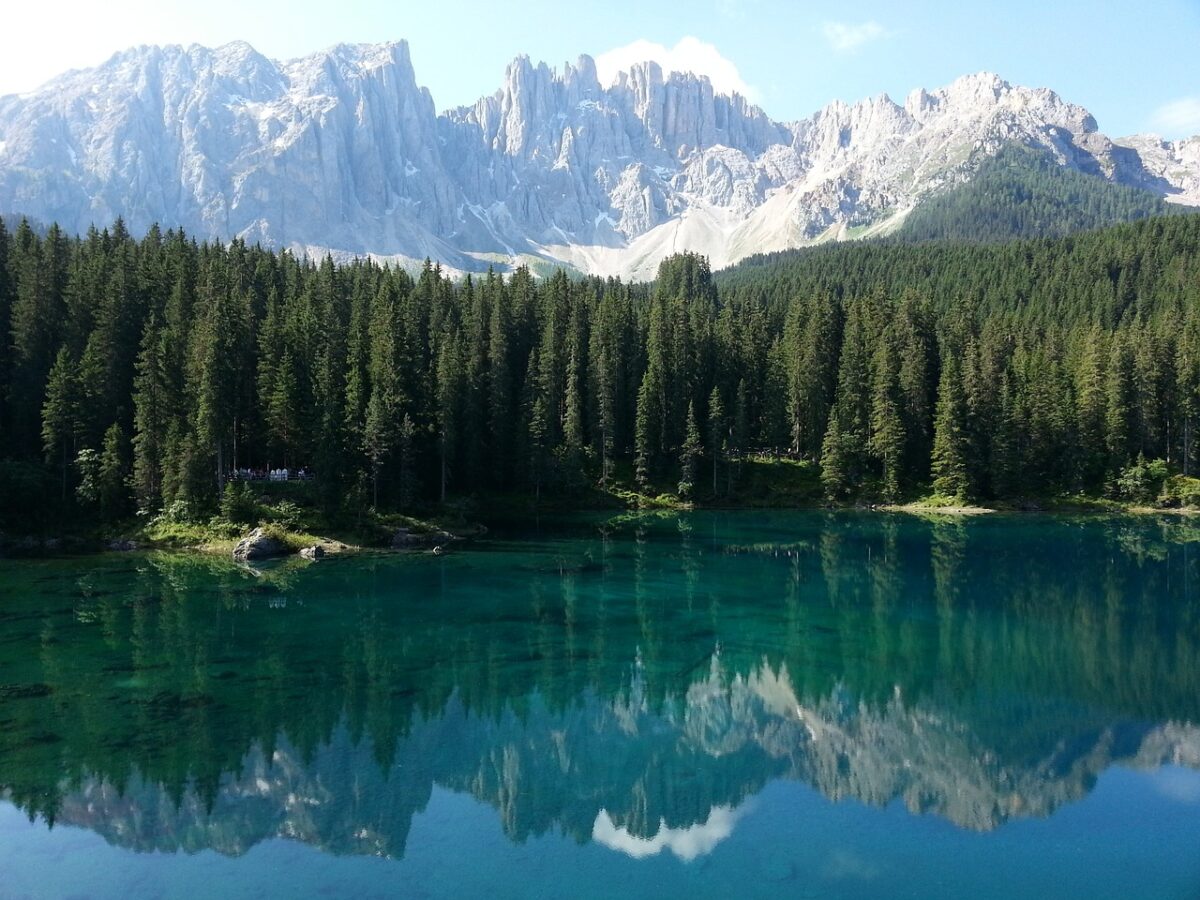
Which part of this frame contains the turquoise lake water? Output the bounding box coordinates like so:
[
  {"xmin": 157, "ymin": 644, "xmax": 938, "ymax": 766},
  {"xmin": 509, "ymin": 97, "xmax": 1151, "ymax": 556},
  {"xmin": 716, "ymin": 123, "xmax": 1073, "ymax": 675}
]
[{"xmin": 1, "ymin": 510, "xmax": 1198, "ymax": 898}]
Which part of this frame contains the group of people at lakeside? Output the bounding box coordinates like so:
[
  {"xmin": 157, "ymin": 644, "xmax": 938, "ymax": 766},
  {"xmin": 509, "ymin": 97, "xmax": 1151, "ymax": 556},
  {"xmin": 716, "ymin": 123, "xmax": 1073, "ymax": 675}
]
[{"xmin": 232, "ymin": 467, "xmax": 312, "ymax": 482}]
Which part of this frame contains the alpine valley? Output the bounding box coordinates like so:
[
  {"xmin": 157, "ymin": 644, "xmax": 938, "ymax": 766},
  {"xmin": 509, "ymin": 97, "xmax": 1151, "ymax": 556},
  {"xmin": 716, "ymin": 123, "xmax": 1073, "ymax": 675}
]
[{"xmin": 0, "ymin": 38, "xmax": 1197, "ymax": 280}]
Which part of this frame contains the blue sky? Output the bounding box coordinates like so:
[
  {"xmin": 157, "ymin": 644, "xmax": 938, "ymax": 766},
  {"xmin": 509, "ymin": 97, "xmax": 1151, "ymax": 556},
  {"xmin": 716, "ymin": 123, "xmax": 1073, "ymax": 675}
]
[{"xmin": 2, "ymin": 0, "xmax": 1198, "ymax": 138}]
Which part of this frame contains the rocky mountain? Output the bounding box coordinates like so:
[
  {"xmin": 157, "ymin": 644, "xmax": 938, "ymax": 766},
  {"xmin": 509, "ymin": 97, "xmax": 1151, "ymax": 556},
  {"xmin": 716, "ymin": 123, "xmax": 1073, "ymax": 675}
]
[
  {"xmin": 40, "ymin": 657, "xmax": 1200, "ymax": 861},
  {"xmin": 0, "ymin": 39, "xmax": 1197, "ymax": 280}
]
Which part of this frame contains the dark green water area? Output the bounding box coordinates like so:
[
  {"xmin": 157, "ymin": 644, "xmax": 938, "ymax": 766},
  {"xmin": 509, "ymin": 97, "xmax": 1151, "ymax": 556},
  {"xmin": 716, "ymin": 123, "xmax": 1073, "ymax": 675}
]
[{"xmin": 1, "ymin": 511, "xmax": 1198, "ymax": 898}]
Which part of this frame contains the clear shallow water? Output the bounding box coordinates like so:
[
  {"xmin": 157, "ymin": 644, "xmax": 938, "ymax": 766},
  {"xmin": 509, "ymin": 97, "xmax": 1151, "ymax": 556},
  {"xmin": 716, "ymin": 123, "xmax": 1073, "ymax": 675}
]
[{"xmin": 0, "ymin": 510, "xmax": 1198, "ymax": 899}]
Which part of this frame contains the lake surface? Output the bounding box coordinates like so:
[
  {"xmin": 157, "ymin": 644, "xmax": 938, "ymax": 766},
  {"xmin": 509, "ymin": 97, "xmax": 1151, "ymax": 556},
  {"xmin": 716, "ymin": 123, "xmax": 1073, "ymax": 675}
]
[{"xmin": 1, "ymin": 511, "xmax": 1198, "ymax": 899}]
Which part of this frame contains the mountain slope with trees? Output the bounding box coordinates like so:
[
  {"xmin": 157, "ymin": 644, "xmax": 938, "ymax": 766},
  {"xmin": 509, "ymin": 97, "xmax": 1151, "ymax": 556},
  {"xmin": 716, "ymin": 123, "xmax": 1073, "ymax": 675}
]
[{"xmin": 899, "ymin": 145, "xmax": 1181, "ymax": 242}]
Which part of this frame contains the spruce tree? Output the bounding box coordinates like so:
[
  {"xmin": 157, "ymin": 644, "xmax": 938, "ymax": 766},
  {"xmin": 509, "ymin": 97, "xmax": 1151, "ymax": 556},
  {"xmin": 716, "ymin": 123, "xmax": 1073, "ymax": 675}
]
[
  {"xmin": 1105, "ymin": 333, "xmax": 1135, "ymax": 472},
  {"xmin": 41, "ymin": 347, "xmax": 80, "ymax": 503},
  {"xmin": 678, "ymin": 401, "xmax": 701, "ymax": 499},
  {"xmin": 820, "ymin": 415, "xmax": 851, "ymax": 500},
  {"xmin": 708, "ymin": 386, "xmax": 725, "ymax": 495},
  {"xmin": 1074, "ymin": 327, "xmax": 1108, "ymax": 487},
  {"xmin": 131, "ymin": 316, "xmax": 170, "ymax": 513},
  {"xmin": 397, "ymin": 413, "xmax": 417, "ymax": 510},
  {"xmin": 930, "ymin": 352, "xmax": 971, "ymax": 501},
  {"xmin": 435, "ymin": 329, "xmax": 463, "ymax": 503},
  {"xmin": 634, "ymin": 373, "xmax": 657, "ymax": 488},
  {"xmin": 98, "ymin": 423, "xmax": 130, "ymax": 519},
  {"xmin": 561, "ymin": 347, "xmax": 586, "ymax": 486},
  {"xmin": 486, "ymin": 272, "xmax": 513, "ymax": 488},
  {"xmin": 870, "ymin": 332, "xmax": 906, "ymax": 502}
]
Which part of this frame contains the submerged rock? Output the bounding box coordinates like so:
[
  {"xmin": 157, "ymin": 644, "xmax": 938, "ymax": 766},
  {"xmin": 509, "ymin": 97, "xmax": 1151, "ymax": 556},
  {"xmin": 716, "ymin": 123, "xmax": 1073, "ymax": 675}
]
[
  {"xmin": 391, "ymin": 527, "xmax": 453, "ymax": 550},
  {"xmin": 232, "ymin": 528, "xmax": 285, "ymax": 562}
]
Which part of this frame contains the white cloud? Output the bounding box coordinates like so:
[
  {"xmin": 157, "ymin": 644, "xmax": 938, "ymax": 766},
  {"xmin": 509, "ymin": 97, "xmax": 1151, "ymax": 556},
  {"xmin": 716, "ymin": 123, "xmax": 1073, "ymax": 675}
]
[
  {"xmin": 821, "ymin": 20, "xmax": 888, "ymax": 53},
  {"xmin": 1151, "ymin": 97, "xmax": 1200, "ymax": 138},
  {"xmin": 592, "ymin": 803, "xmax": 749, "ymax": 861},
  {"xmin": 595, "ymin": 37, "xmax": 759, "ymax": 101}
]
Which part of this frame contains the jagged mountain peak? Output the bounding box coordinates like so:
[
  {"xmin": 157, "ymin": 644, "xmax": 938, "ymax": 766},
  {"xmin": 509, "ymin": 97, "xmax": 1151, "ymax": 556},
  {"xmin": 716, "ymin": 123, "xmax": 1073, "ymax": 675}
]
[{"xmin": 0, "ymin": 39, "xmax": 1196, "ymax": 280}]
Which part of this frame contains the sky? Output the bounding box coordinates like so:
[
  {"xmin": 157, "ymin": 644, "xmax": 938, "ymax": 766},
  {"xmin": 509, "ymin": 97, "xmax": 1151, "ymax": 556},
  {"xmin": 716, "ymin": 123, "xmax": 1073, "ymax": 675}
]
[{"xmin": 1, "ymin": 0, "xmax": 1198, "ymax": 138}]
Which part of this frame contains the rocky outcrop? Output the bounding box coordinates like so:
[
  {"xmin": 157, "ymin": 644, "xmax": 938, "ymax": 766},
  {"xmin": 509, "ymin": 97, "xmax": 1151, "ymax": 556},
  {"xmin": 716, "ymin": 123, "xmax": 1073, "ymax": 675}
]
[
  {"xmin": 390, "ymin": 527, "xmax": 453, "ymax": 550},
  {"xmin": 299, "ymin": 545, "xmax": 325, "ymax": 560},
  {"xmin": 0, "ymin": 41, "xmax": 1196, "ymax": 280},
  {"xmin": 232, "ymin": 527, "xmax": 285, "ymax": 562}
]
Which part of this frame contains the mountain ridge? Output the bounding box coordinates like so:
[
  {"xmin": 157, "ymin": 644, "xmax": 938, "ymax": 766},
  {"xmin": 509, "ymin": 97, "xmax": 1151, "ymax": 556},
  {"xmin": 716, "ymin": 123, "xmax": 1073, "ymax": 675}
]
[{"xmin": 0, "ymin": 38, "xmax": 1197, "ymax": 279}]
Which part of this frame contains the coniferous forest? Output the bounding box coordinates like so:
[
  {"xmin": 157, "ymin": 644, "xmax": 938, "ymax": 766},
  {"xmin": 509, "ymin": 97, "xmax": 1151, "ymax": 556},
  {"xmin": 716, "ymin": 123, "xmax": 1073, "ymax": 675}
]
[{"xmin": 1, "ymin": 213, "xmax": 1200, "ymax": 533}]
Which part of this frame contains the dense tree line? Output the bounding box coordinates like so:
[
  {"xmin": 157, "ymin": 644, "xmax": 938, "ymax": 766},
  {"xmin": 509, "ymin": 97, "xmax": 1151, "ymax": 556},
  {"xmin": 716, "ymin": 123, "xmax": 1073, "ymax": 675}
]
[
  {"xmin": 899, "ymin": 144, "xmax": 1182, "ymax": 243},
  {"xmin": 1, "ymin": 213, "xmax": 1199, "ymax": 529}
]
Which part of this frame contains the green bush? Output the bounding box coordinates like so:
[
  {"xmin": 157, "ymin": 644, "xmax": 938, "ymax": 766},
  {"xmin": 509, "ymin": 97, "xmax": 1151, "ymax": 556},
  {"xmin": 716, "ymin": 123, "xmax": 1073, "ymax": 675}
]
[
  {"xmin": 153, "ymin": 499, "xmax": 196, "ymax": 526},
  {"xmin": 219, "ymin": 481, "xmax": 259, "ymax": 525},
  {"xmin": 1115, "ymin": 455, "xmax": 1170, "ymax": 502},
  {"xmin": 1160, "ymin": 475, "xmax": 1200, "ymax": 509},
  {"xmin": 265, "ymin": 500, "xmax": 304, "ymax": 530}
]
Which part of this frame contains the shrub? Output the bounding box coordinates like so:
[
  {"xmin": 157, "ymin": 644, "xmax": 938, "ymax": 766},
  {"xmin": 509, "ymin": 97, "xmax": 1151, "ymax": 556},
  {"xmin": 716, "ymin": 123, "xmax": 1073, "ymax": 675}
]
[
  {"xmin": 153, "ymin": 499, "xmax": 196, "ymax": 526},
  {"xmin": 1160, "ymin": 474, "xmax": 1200, "ymax": 509},
  {"xmin": 265, "ymin": 500, "xmax": 304, "ymax": 530},
  {"xmin": 1115, "ymin": 455, "xmax": 1170, "ymax": 502},
  {"xmin": 219, "ymin": 481, "xmax": 259, "ymax": 525}
]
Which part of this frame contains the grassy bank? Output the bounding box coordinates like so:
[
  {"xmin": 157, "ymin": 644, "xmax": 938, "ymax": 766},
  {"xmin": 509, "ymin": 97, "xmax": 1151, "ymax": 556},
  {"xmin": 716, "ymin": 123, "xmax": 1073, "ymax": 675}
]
[{"xmin": 9, "ymin": 459, "xmax": 1199, "ymax": 558}]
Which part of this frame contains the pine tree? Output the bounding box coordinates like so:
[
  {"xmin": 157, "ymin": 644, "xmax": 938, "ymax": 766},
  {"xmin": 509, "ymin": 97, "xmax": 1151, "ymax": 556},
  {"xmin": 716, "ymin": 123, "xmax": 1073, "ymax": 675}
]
[
  {"xmin": 989, "ymin": 374, "xmax": 1022, "ymax": 498},
  {"xmin": 708, "ymin": 386, "xmax": 726, "ymax": 495},
  {"xmin": 131, "ymin": 316, "xmax": 170, "ymax": 513},
  {"xmin": 528, "ymin": 394, "xmax": 549, "ymax": 500},
  {"xmin": 267, "ymin": 349, "xmax": 303, "ymax": 469},
  {"xmin": 436, "ymin": 329, "xmax": 464, "ymax": 503},
  {"xmin": 98, "ymin": 422, "xmax": 130, "ymax": 518},
  {"xmin": 1074, "ymin": 327, "xmax": 1108, "ymax": 487},
  {"xmin": 486, "ymin": 272, "xmax": 513, "ymax": 488},
  {"xmin": 820, "ymin": 415, "xmax": 851, "ymax": 500},
  {"xmin": 194, "ymin": 261, "xmax": 242, "ymax": 496},
  {"xmin": 1105, "ymin": 332, "xmax": 1135, "ymax": 472},
  {"xmin": 633, "ymin": 373, "xmax": 658, "ymax": 488},
  {"xmin": 41, "ymin": 347, "xmax": 80, "ymax": 503},
  {"xmin": 363, "ymin": 390, "xmax": 391, "ymax": 509},
  {"xmin": 561, "ymin": 346, "xmax": 586, "ymax": 487},
  {"xmin": 397, "ymin": 412, "xmax": 417, "ymax": 510},
  {"xmin": 363, "ymin": 282, "xmax": 401, "ymax": 506},
  {"xmin": 870, "ymin": 332, "xmax": 906, "ymax": 502},
  {"xmin": 678, "ymin": 401, "xmax": 701, "ymax": 499},
  {"xmin": 1177, "ymin": 320, "xmax": 1200, "ymax": 477},
  {"xmin": 595, "ymin": 344, "xmax": 616, "ymax": 487},
  {"xmin": 11, "ymin": 223, "xmax": 67, "ymax": 456},
  {"xmin": 930, "ymin": 351, "xmax": 971, "ymax": 501}
]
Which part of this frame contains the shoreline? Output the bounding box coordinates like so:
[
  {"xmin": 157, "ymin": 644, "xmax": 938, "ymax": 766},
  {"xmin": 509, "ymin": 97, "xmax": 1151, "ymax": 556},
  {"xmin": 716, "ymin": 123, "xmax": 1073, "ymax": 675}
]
[{"xmin": 3, "ymin": 498, "xmax": 1196, "ymax": 561}]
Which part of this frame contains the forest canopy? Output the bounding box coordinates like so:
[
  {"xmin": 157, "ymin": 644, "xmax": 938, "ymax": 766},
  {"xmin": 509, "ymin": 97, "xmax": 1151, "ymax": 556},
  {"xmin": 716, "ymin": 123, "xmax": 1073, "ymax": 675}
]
[{"xmin": 1, "ymin": 212, "xmax": 1199, "ymax": 530}]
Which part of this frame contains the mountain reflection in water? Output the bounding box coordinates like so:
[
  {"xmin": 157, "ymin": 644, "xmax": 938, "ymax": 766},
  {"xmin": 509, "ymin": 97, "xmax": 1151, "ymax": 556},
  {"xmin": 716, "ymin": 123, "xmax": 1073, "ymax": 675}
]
[{"xmin": 0, "ymin": 510, "xmax": 1198, "ymax": 868}]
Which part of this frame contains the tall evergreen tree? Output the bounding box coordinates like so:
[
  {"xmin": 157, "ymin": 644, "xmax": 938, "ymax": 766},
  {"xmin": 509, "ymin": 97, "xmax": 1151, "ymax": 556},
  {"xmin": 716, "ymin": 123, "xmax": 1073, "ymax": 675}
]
[
  {"xmin": 41, "ymin": 347, "xmax": 80, "ymax": 503},
  {"xmin": 930, "ymin": 352, "xmax": 972, "ymax": 500},
  {"xmin": 708, "ymin": 386, "xmax": 726, "ymax": 496},
  {"xmin": 678, "ymin": 401, "xmax": 701, "ymax": 499},
  {"xmin": 131, "ymin": 316, "xmax": 171, "ymax": 513},
  {"xmin": 870, "ymin": 331, "xmax": 906, "ymax": 502}
]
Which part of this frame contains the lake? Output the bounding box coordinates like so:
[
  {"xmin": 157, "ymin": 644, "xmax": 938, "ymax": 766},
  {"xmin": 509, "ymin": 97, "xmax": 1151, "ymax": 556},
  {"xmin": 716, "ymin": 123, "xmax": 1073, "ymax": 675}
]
[{"xmin": 1, "ymin": 511, "xmax": 1198, "ymax": 899}]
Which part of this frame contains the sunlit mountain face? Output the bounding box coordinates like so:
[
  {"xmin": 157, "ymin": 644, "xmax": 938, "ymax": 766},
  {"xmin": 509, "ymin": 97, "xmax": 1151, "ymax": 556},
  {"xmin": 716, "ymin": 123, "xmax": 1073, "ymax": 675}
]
[
  {"xmin": 0, "ymin": 40, "xmax": 1197, "ymax": 279},
  {"xmin": 1, "ymin": 511, "xmax": 1199, "ymax": 896}
]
